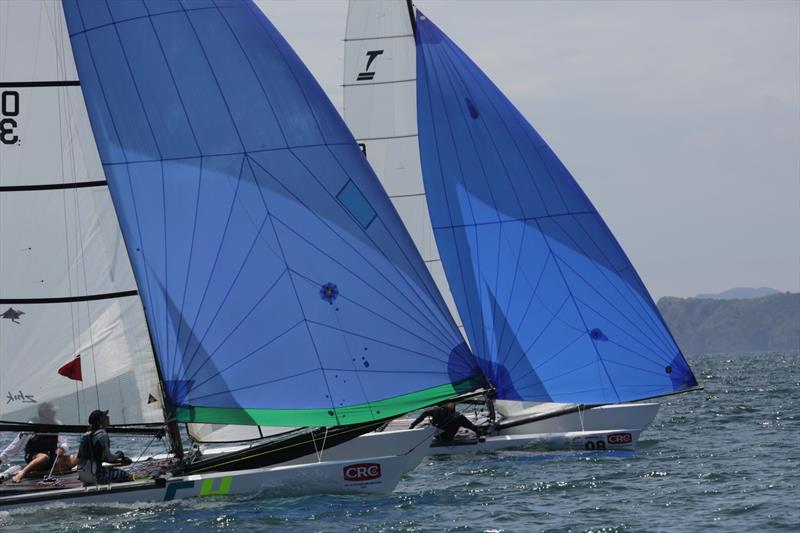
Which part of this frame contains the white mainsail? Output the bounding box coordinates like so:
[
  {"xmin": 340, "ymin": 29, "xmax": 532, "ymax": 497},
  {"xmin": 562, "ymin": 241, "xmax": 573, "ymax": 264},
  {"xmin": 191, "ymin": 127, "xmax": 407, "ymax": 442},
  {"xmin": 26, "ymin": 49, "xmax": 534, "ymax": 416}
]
[
  {"xmin": 0, "ymin": 0, "xmax": 163, "ymax": 426},
  {"xmin": 343, "ymin": 0, "xmax": 465, "ymax": 342}
]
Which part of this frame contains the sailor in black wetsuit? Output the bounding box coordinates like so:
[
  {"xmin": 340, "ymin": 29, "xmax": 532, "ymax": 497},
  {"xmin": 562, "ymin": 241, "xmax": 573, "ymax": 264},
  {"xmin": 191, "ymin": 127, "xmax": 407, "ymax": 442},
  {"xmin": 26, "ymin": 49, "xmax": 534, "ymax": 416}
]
[
  {"xmin": 0, "ymin": 402, "xmax": 78, "ymax": 482},
  {"xmin": 409, "ymin": 402, "xmax": 484, "ymax": 442}
]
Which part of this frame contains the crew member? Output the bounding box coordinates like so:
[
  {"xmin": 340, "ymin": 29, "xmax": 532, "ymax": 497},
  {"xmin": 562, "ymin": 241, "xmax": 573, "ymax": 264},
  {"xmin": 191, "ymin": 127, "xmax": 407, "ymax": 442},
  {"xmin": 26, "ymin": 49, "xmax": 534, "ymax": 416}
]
[
  {"xmin": 77, "ymin": 410, "xmax": 131, "ymax": 485},
  {"xmin": 0, "ymin": 402, "xmax": 78, "ymax": 483},
  {"xmin": 409, "ymin": 402, "xmax": 484, "ymax": 442}
]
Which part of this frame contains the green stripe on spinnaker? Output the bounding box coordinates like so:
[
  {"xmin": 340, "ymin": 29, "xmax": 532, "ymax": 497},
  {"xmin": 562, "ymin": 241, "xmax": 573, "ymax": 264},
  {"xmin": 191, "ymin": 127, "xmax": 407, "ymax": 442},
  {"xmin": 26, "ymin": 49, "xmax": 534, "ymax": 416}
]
[{"xmin": 173, "ymin": 376, "xmax": 483, "ymax": 426}]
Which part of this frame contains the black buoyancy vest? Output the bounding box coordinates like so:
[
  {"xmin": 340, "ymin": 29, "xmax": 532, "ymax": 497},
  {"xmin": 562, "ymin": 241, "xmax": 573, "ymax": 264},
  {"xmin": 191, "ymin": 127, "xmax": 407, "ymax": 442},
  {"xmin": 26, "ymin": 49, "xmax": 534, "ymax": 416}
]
[{"xmin": 24, "ymin": 433, "xmax": 58, "ymax": 455}]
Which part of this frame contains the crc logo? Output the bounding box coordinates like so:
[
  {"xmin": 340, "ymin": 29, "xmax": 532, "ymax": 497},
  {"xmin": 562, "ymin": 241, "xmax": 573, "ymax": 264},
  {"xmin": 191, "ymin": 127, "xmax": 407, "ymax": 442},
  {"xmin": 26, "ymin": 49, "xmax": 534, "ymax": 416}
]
[
  {"xmin": 343, "ymin": 463, "xmax": 382, "ymax": 481},
  {"xmin": 608, "ymin": 432, "xmax": 633, "ymax": 445}
]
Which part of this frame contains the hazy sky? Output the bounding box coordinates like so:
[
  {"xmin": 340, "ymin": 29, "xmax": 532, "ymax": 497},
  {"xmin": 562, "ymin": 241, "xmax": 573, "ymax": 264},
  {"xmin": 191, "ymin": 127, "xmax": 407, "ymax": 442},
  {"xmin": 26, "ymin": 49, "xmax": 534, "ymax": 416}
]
[{"xmin": 258, "ymin": 0, "xmax": 800, "ymax": 299}]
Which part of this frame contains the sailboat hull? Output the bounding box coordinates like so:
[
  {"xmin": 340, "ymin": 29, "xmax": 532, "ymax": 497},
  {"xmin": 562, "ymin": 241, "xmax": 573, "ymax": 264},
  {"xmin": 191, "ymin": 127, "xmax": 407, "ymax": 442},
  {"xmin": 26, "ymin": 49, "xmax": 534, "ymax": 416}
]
[
  {"xmin": 426, "ymin": 429, "xmax": 642, "ymax": 455},
  {"xmin": 495, "ymin": 403, "xmax": 660, "ymax": 436},
  {"xmin": 0, "ymin": 453, "xmax": 412, "ymax": 510}
]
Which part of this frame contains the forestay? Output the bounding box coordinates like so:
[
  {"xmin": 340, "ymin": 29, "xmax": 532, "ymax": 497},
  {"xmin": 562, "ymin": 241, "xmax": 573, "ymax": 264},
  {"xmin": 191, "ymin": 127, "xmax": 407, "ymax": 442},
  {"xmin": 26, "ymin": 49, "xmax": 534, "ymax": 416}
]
[
  {"xmin": 414, "ymin": 11, "xmax": 697, "ymax": 404},
  {"xmin": 63, "ymin": 0, "xmax": 482, "ymax": 428},
  {"xmin": 0, "ymin": 0, "xmax": 163, "ymax": 426}
]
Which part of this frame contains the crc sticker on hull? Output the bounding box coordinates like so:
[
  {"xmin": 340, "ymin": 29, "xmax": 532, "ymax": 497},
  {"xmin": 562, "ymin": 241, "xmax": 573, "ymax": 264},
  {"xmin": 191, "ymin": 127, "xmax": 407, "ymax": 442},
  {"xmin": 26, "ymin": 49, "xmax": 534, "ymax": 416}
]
[
  {"xmin": 343, "ymin": 463, "xmax": 382, "ymax": 482},
  {"xmin": 608, "ymin": 432, "xmax": 633, "ymax": 445}
]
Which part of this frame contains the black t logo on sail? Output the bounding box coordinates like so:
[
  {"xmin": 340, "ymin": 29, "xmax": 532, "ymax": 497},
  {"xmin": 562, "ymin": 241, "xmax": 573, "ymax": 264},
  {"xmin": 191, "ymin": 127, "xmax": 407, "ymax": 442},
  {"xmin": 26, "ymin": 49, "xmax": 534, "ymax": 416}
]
[{"xmin": 357, "ymin": 50, "xmax": 384, "ymax": 81}]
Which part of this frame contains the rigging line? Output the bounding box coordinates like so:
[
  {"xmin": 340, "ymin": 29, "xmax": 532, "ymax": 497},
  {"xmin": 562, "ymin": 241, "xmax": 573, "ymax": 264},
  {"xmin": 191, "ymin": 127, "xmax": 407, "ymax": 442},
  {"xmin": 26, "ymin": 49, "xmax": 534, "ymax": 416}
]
[
  {"xmin": 344, "ymin": 33, "xmax": 414, "ymax": 42},
  {"xmin": 418, "ymin": 39, "xmax": 482, "ymax": 352},
  {"xmin": 73, "ymin": 4, "xmax": 166, "ymax": 395},
  {"xmin": 247, "ymin": 153, "xmax": 457, "ymax": 351},
  {"xmin": 556, "ymin": 256, "xmax": 676, "ymax": 360},
  {"xmin": 0, "ymin": 180, "xmax": 107, "ymax": 192},
  {"xmin": 390, "ymin": 192, "xmax": 426, "ymax": 200},
  {"xmin": 185, "ymin": 318, "xmax": 305, "ymax": 393},
  {"xmin": 356, "ymin": 133, "xmax": 417, "ymax": 142},
  {"xmin": 323, "ymin": 147, "xmax": 462, "ymax": 347},
  {"xmin": 176, "ymin": 156, "xmax": 247, "ymax": 378},
  {"xmin": 556, "ymin": 214, "xmax": 676, "ymax": 354},
  {"xmin": 74, "ymin": 139, "xmax": 102, "ymax": 409}
]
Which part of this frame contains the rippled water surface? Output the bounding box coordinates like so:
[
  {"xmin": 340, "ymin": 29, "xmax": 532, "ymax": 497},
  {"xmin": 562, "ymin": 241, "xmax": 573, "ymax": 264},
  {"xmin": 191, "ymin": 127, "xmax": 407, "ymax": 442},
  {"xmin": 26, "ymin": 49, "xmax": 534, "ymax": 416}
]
[{"xmin": 1, "ymin": 352, "xmax": 798, "ymax": 532}]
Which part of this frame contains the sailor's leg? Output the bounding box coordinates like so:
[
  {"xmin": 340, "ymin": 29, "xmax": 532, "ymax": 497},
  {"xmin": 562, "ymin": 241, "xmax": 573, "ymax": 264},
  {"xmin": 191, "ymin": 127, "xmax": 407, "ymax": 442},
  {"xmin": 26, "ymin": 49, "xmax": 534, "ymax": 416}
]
[
  {"xmin": 54, "ymin": 454, "xmax": 79, "ymax": 474},
  {"xmin": 12, "ymin": 452, "xmax": 50, "ymax": 482}
]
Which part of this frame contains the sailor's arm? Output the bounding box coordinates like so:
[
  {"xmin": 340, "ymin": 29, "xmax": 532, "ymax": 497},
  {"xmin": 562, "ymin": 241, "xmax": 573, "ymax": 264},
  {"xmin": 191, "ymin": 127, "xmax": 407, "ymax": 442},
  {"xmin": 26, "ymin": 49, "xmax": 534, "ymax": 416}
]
[
  {"xmin": 56, "ymin": 434, "xmax": 70, "ymax": 456},
  {"xmin": 409, "ymin": 410, "xmax": 433, "ymax": 429},
  {"xmin": 0, "ymin": 433, "xmax": 31, "ymax": 464}
]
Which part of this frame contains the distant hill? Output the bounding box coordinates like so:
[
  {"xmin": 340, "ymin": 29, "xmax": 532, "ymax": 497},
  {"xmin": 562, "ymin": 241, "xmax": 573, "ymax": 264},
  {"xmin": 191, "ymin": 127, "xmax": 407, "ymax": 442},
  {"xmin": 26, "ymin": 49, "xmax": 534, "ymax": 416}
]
[
  {"xmin": 657, "ymin": 292, "xmax": 800, "ymax": 355},
  {"xmin": 695, "ymin": 287, "xmax": 779, "ymax": 300}
]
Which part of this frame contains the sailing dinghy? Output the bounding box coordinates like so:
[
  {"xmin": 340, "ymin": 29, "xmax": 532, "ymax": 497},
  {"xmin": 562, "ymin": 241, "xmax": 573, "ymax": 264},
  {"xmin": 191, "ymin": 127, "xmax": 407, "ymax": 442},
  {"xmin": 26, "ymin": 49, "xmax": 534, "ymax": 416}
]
[
  {"xmin": 343, "ymin": 0, "xmax": 699, "ymax": 454},
  {"xmin": 0, "ymin": 0, "xmax": 488, "ymax": 508}
]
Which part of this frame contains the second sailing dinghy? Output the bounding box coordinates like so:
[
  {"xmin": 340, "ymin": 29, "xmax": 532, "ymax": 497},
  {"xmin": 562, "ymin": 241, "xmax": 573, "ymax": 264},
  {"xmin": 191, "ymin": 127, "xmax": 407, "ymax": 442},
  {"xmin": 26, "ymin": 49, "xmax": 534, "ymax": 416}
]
[
  {"xmin": 0, "ymin": 0, "xmax": 487, "ymax": 508},
  {"xmin": 343, "ymin": 1, "xmax": 699, "ymax": 454}
]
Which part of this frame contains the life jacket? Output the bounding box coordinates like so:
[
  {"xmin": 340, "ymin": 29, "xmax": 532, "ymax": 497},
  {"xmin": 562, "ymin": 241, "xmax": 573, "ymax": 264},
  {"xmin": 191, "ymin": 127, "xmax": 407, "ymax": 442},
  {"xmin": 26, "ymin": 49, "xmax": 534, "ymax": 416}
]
[
  {"xmin": 77, "ymin": 430, "xmax": 101, "ymax": 484},
  {"xmin": 24, "ymin": 433, "xmax": 58, "ymax": 456}
]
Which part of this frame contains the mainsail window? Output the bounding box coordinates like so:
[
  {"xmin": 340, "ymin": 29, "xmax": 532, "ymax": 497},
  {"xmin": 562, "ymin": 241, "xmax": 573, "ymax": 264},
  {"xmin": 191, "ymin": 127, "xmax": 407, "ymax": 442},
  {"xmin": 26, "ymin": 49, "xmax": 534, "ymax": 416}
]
[{"xmin": 337, "ymin": 179, "xmax": 377, "ymax": 228}]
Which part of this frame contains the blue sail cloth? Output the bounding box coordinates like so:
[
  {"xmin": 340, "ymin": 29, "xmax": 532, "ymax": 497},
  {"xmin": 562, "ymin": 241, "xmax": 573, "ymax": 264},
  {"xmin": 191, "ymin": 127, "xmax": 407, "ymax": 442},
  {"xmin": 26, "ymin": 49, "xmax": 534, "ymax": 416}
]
[
  {"xmin": 62, "ymin": 0, "xmax": 480, "ymax": 426},
  {"xmin": 415, "ymin": 12, "xmax": 697, "ymax": 404}
]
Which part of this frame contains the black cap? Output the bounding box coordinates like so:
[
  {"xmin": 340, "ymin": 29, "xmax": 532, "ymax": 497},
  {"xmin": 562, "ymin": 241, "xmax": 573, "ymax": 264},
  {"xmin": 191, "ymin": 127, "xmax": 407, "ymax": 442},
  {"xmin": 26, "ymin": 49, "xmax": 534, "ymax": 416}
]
[{"xmin": 88, "ymin": 409, "xmax": 108, "ymax": 428}]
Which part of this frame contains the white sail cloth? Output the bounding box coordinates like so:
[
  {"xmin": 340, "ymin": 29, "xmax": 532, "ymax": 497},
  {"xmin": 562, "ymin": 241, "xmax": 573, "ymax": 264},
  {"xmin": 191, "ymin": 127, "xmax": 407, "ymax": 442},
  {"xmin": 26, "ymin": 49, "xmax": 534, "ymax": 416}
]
[
  {"xmin": 0, "ymin": 0, "xmax": 163, "ymax": 426},
  {"xmin": 343, "ymin": 0, "xmax": 465, "ymax": 341}
]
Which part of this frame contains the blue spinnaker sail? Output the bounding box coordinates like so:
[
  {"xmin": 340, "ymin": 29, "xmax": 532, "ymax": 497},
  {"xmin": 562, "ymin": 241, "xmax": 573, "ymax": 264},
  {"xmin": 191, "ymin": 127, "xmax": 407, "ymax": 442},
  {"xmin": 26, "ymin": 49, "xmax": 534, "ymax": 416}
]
[
  {"xmin": 415, "ymin": 12, "xmax": 697, "ymax": 404},
  {"xmin": 62, "ymin": 0, "xmax": 481, "ymax": 426}
]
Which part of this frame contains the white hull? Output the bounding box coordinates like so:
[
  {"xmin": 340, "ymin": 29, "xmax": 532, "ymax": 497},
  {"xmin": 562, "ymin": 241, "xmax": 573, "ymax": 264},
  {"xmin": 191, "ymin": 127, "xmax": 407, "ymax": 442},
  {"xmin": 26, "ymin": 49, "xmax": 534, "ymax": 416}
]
[
  {"xmin": 197, "ymin": 427, "xmax": 435, "ymax": 474},
  {"xmin": 0, "ymin": 454, "xmax": 410, "ymax": 510},
  {"xmin": 426, "ymin": 429, "xmax": 642, "ymax": 455},
  {"xmin": 384, "ymin": 402, "xmax": 658, "ymax": 455},
  {"xmin": 495, "ymin": 402, "xmax": 660, "ymax": 436}
]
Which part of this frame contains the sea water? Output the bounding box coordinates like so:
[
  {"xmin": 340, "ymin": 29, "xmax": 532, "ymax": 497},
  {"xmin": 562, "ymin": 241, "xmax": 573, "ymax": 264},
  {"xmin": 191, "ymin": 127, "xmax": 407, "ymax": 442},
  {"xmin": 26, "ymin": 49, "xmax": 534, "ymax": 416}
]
[{"xmin": 1, "ymin": 351, "xmax": 797, "ymax": 532}]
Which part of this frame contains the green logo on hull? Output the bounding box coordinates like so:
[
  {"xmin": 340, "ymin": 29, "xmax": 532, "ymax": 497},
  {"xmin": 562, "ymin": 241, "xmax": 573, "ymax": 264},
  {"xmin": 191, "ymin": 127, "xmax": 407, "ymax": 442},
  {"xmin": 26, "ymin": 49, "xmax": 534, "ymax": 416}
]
[{"xmin": 199, "ymin": 476, "xmax": 233, "ymax": 496}]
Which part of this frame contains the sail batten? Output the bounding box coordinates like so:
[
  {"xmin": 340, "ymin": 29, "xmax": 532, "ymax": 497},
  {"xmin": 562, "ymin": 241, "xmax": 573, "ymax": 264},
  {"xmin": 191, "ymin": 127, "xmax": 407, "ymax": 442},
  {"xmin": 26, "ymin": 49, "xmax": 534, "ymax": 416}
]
[{"xmin": 63, "ymin": 0, "xmax": 480, "ymax": 427}]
